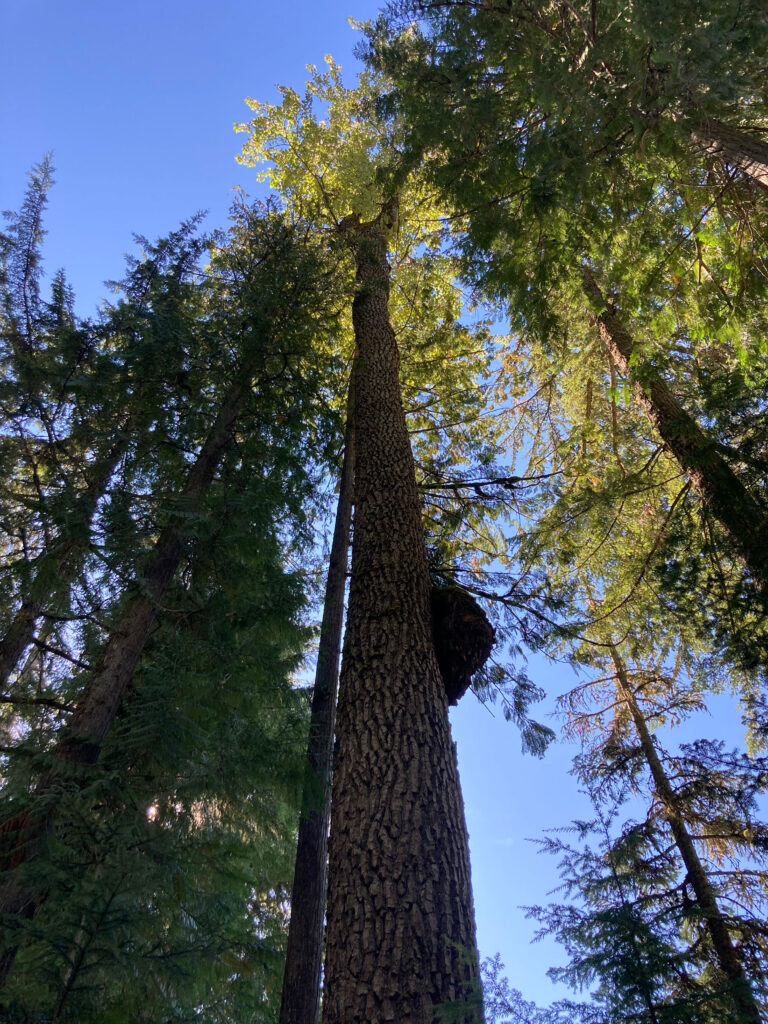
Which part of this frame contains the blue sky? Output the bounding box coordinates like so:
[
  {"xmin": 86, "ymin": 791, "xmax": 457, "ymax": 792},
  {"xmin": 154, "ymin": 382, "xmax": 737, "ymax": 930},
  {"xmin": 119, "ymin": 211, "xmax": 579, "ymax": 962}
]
[
  {"xmin": 2, "ymin": 0, "xmax": 751, "ymax": 1009},
  {"xmin": 2, "ymin": 0, "xmax": 382, "ymax": 311}
]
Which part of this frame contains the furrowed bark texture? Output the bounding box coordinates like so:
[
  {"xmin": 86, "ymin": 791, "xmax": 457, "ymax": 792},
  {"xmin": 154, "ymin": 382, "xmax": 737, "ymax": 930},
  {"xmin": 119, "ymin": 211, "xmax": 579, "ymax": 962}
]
[
  {"xmin": 611, "ymin": 648, "xmax": 763, "ymax": 1023},
  {"xmin": 323, "ymin": 223, "xmax": 484, "ymax": 1024},
  {"xmin": 279, "ymin": 386, "xmax": 355, "ymax": 1024},
  {"xmin": 694, "ymin": 118, "xmax": 768, "ymax": 192},
  {"xmin": 583, "ymin": 270, "xmax": 768, "ymax": 598},
  {"xmin": 0, "ymin": 375, "xmax": 249, "ymax": 987},
  {"xmin": 0, "ymin": 439, "xmax": 127, "ymax": 690}
]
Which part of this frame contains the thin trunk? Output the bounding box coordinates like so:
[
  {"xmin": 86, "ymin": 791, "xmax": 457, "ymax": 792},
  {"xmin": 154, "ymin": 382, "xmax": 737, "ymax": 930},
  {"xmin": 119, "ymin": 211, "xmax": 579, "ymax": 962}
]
[
  {"xmin": 323, "ymin": 214, "xmax": 484, "ymax": 1024},
  {"xmin": 0, "ymin": 438, "xmax": 127, "ymax": 690},
  {"xmin": 693, "ymin": 118, "xmax": 768, "ymax": 192},
  {"xmin": 610, "ymin": 646, "xmax": 763, "ymax": 1024},
  {"xmin": 279, "ymin": 381, "xmax": 355, "ymax": 1024},
  {"xmin": 583, "ymin": 268, "xmax": 768, "ymax": 597},
  {"xmin": 0, "ymin": 372, "xmax": 251, "ymax": 987}
]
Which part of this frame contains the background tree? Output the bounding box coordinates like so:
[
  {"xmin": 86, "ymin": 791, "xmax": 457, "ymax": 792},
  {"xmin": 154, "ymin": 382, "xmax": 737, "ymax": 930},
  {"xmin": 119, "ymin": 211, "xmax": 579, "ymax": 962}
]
[
  {"xmin": 279, "ymin": 380, "xmax": 354, "ymax": 1024},
  {"xmin": 367, "ymin": 1, "xmax": 768, "ymax": 628},
  {"xmin": 0, "ymin": 192, "xmax": 342, "ymax": 1019}
]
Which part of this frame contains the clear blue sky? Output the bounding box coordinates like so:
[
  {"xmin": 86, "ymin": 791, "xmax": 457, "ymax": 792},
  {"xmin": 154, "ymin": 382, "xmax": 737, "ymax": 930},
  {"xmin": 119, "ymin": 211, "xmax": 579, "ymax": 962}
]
[{"xmin": 1, "ymin": 0, "xmax": 749, "ymax": 1009}]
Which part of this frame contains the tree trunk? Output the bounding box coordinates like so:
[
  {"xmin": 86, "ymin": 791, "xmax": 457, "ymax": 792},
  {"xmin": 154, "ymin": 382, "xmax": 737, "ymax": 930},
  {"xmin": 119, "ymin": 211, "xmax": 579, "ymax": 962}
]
[
  {"xmin": 0, "ymin": 373, "xmax": 251, "ymax": 987},
  {"xmin": 582, "ymin": 269, "xmax": 768, "ymax": 598},
  {"xmin": 279, "ymin": 381, "xmax": 355, "ymax": 1024},
  {"xmin": 610, "ymin": 647, "xmax": 763, "ymax": 1024},
  {"xmin": 323, "ymin": 216, "xmax": 484, "ymax": 1024},
  {"xmin": 693, "ymin": 118, "xmax": 768, "ymax": 192},
  {"xmin": 0, "ymin": 437, "xmax": 127, "ymax": 690}
]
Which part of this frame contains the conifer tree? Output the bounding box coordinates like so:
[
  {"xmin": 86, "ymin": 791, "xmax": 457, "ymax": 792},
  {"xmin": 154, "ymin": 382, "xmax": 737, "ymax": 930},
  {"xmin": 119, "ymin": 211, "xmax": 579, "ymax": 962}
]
[
  {"xmin": 366, "ymin": 1, "xmax": 768, "ymax": 614},
  {"xmin": 0, "ymin": 195, "xmax": 339, "ymax": 1003}
]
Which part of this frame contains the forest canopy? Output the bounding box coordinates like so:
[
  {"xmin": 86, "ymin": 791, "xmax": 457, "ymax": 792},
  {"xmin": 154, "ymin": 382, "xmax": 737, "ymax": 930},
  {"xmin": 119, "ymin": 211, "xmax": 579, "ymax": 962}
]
[{"xmin": 1, "ymin": 2, "xmax": 767, "ymax": 1021}]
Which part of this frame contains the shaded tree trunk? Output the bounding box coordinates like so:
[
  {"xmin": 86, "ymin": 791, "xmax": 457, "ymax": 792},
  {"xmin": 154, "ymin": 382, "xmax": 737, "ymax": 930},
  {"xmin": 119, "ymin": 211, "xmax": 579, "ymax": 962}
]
[
  {"xmin": 610, "ymin": 647, "xmax": 763, "ymax": 1023},
  {"xmin": 582, "ymin": 268, "xmax": 768, "ymax": 598},
  {"xmin": 279, "ymin": 381, "xmax": 355, "ymax": 1024},
  {"xmin": 694, "ymin": 118, "xmax": 768, "ymax": 192},
  {"xmin": 0, "ymin": 370, "xmax": 255, "ymax": 987},
  {"xmin": 323, "ymin": 214, "xmax": 484, "ymax": 1024}
]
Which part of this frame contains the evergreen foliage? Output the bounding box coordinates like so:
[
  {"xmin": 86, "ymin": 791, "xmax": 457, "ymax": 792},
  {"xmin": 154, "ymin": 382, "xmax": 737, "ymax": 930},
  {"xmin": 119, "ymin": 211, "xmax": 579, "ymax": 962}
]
[
  {"xmin": 3, "ymin": 4, "xmax": 768, "ymax": 1017},
  {"xmin": 364, "ymin": 5, "xmax": 768, "ymax": 1018},
  {"xmin": 0, "ymin": 177, "xmax": 340, "ymax": 1020}
]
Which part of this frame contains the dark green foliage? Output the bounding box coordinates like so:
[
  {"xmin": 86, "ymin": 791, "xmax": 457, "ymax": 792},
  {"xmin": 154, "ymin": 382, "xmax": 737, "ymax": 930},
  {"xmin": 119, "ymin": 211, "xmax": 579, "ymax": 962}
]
[
  {"xmin": 4, "ymin": 503, "xmax": 310, "ymax": 1022},
  {"xmin": 0, "ymin": 176, "xmax": 342, "ymax": 1020}
]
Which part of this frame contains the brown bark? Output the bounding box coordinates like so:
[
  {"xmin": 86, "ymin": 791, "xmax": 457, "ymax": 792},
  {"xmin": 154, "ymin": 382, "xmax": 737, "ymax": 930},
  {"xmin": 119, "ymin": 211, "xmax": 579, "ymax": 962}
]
[
  {"xmin": 610, "ymin": 647, "xmax": 763, "ymax": 1023},
  {"xmin": 0, "ymin": 373, "xmax": 252, "ymax": 987},
  {"xmin": 693, "ymin": 118, "xmax": 768, "ymax": 192},
  {"xmin": 583, "ymin": 269, "xmax": 768, "ymax": 598},
  {"xmin": 279, "ymin": 382, "xmax": 355, "ymax": 1024},
  {"xmin": 323, "ymin": 215, "xmax": 484, "ymax": 1024}
]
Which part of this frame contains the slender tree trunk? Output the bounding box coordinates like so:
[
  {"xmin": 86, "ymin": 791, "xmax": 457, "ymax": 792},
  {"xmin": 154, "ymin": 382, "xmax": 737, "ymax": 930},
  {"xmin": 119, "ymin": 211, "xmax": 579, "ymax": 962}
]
[
  {"xmin": 279, "ymin": 381, "xmax": 355, "ymax": 1024},
  {"xmin": 610, "ymin": 647, "xmax": 763, "ymax": 1023},
  {"xmin": 0, "ymin": 372, "xmax": 253, "ymax": 987},
  {"xmin": 693, "ymin": 118, "xmax": 768, "ymax": 192},
  {"xmin": 0, "ymin": 438, "xmax": 127, "ymax": 690},
  {"xmin": 582, "ymin": 269, "xmax": 768, "ymax": 597},
  {"xmin": 323, "ymin": 214, "xmax": 484, "ymax": 1024}
]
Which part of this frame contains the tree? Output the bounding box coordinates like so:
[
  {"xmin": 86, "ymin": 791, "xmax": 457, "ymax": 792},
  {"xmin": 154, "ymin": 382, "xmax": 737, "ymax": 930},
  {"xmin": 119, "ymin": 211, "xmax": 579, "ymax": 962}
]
[
  {"xmin": 365, "ymin": 2, "xmax": 768, "ymax": 702},
  {"xmin": 606, "ymin": 647, "xmax": 764, "ymax": 1022},
  {"xmin": 372, "ymin": 4, "xmax": 768, "ymax": 567},
  {"xmin": 516, "ymin": 440, "xmax": 768, "ymax": 1019},
  {"xmin": 526, "ymin": 721, "xmax": 768, "ymax": 1023},
  {"xmin": 6, "ymin": 497, "xmax": 312, "ymax": 1022},
  {"xmin": 0, "ymin": 196, "xmax": 339, "ymax": 1004},
  {"xmin": 375, "ymin": 1, "xmax": 768, "ymax": 193},
  {"xmin": 237, "ymin": 59, "xmax": 488, "ymax": 1022},
  {"xmin": 578, "ymin": 268, "xmax": 768, "ymax": 596},
  {"xmin": 0, "ymin": 157, "xmax": 133, "ymax": 691},
  {"xmin": 279, "ymin": 380, "xmax": 354, "ymax": 1024}
]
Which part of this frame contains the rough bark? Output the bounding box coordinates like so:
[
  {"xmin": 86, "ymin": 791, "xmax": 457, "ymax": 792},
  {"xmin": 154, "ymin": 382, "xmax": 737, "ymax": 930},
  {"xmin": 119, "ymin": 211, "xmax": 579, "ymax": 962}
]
[
  {"xmin": 0, "ymin": 372, "xmax": 251, "ymax": 987},
  {"xmin": 583, "ymin": 269, "xmax": 768, "ymax": 598},
  {"xmin": 0, "ymin": 438, "xmax": 127, "ymax": 690},
  {"xmin": 610, "ymin": 647, "xmax": 763, "ymax": 1023},
  {"xmin": 323, "ymin": 216, "xmax": 484, "ymax": 1024},
  {"xmin": 279, "ymin": 382, "xmax": 355, "ymax": 1024},
  {"xmin": 693, "ymin": 118, "xmax": 768, "ymax": 192}
]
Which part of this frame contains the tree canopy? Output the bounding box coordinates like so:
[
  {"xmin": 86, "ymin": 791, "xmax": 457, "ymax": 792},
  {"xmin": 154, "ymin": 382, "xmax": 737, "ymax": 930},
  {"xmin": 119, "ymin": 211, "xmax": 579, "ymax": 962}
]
[{"xmin": 2, "ymin": 3, "xmax": 768, "ymax": 1019}]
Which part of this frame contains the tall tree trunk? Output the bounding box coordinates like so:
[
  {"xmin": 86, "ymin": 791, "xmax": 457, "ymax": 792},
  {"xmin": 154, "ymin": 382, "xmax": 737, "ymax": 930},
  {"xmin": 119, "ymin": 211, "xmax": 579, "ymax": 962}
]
[
  {"xmin": 610, "ymin": 647, "xmax": 763, "ymax": 1023},
  {"xmin": 323, "ymin": 215, "xmax": 484, "ymax": 1024},
  {"xmin": 0, "ymin": 371, "xmax": 253, "ymax": 987},
  {"xmin": 279, "ymin": 381, "xmax": 355, "ymax": 1024},
  {"xmin": 582, "ymin": 269, "xmax": 768, "ymax": 597},
  {"xmin": 693, "ymin": 118, "xmax": 768, "ymax": 192},
  {"xmin": 0, "ymin": 437, "xmax": 127, "ymax": 690}
]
